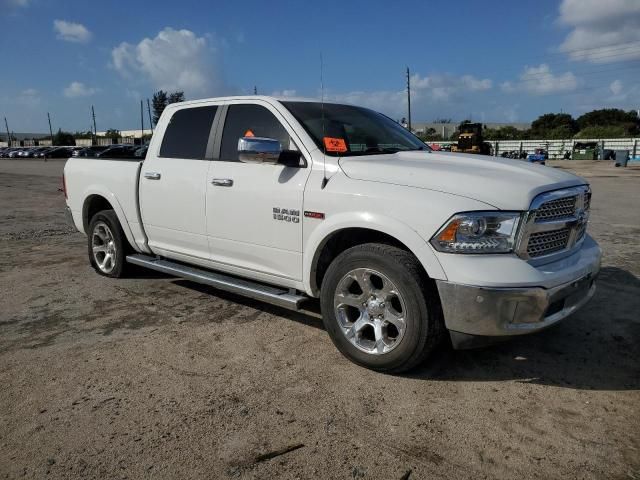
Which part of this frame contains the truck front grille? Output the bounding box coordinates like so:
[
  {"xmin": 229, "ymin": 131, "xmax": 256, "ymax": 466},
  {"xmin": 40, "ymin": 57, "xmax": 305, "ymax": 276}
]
[
  {"xmin": 519, "ymin": 186, "xmax": 591, "ymax": 261},
  {"xmin": 534, "ymin": 196, "xmax": 577, "ymax": 222},
  {"xmin": 527, "ymin": 228, "xmax": 571, "ymax": 257}
]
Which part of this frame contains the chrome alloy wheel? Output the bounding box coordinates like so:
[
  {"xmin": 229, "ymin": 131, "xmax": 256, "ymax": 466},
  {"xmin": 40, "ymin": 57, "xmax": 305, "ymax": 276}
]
[
  {"xmin": 333, "ymin": 268, "xmax": 407, "ymax": 355},
  {"xmin": 91, "ymin": 221, "xmax": 117, "ymax": 274}
]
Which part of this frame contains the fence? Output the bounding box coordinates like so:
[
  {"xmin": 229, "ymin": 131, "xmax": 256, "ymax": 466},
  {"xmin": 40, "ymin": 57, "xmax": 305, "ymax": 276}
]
[{"xmin": 431, "ymin": 138, "xmax": 639, "ymax": 159}]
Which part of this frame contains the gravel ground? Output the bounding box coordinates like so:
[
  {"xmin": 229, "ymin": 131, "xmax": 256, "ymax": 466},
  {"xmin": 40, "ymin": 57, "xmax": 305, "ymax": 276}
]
[{"xmin": 0, "ymin": 159, "xmax": 638, "ymax": 479}]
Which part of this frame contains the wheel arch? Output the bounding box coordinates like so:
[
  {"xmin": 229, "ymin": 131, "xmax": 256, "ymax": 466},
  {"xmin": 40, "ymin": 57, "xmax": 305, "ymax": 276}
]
[
  {"xmin": 303, "ymin": 213, "xmax": 447, "ymax": 297},
  {"xmin": 81, "ymin": 190, "xmax": 138, "ymax": 252}
]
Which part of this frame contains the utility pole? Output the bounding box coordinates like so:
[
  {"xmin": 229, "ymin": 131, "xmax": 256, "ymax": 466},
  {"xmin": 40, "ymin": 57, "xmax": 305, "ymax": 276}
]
[
  {"xmin": 146, "ymin": 98, "xmax": 153, "ymax": 132},
  {"xmin": 4, "ymin": 117, "xmax": 10, "ymax": 147},
  {"xmin": 406, "ymin": 67, "xmax": 412, "ymax": 132},
  {"xmin": 140, "ymin": 100, "xmax": 144, "ymax": 145},
  {"xmin": 47, "ymin": 112, "xmax": 54, "ymax": 145},
  {"xmin": 91, "ymin": 105, "xmax": 97, "ymax": 144}
]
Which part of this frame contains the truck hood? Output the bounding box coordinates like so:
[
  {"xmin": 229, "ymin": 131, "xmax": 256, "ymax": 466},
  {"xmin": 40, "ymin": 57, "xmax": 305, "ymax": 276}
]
[{"xmin": 338, "ymin": 151, "xmax": 586, "ymax": 210}]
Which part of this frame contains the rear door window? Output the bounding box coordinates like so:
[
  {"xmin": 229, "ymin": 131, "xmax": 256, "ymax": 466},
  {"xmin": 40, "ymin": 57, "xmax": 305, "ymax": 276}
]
[{"xmin": 160, "ymin": 105, "xmax": 218, "ymax": 159}]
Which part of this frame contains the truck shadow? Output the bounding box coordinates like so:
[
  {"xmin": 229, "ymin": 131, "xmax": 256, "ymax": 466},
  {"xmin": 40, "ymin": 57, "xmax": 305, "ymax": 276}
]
[
  {"xmin": 410, "ymin": 266, "xmax": 640, "ymax": 391},
  {"xmin": 172, "ymin": 279, "xmax": 326, "ymax": 331},
  {"xmin": 173, "ymin": 267, "xmax": 638, "ymax": 391}
]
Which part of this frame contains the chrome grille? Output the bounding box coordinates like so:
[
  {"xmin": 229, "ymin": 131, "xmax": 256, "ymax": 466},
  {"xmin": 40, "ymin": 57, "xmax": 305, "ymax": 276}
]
[
  {"xmin": 519, "ymin": 185, "xmax": 591, "ymax": 262},
  {"xmin": 534, "ymin": 196, "xmax": 577, "ymax": 222},
  {"xmin": 527, "ymin": 228, "xmax": 571, "ymax": 257}
]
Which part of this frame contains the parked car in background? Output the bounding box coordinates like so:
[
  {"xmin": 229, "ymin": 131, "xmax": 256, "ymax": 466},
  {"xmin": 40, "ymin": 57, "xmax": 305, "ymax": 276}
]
[
  {"xmin": 95, "ymin": 145, "xmax": 138, "ymax": 158},
  {"xmin": 35, "ymin": 147, "xmax": 56, "ymax": 158},
  {"xmin": 73, "ymin": 146, "xmax": 111, "ymax": 158},
  {"xmin": 527, "ymin": 148, "xmax": 548, "ymax": 165},
  {"xmin": 44, "ymin": 147, "xmax": 75, "ymax": 159},
  {"xmin": 134, "ymin": 145, "xmax": 148, "ymax": 158}
]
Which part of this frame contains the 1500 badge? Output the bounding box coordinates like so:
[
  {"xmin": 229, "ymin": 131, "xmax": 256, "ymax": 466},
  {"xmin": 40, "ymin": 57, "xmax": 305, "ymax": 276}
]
[{"xmin": 273, "ymin": 207, "xmax": 300, "ymax": 223}]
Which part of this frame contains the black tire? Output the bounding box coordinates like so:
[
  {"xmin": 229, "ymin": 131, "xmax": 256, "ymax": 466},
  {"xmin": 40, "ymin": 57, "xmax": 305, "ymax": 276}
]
[
  {"xmin": 320, "ymin": 243, "xmax": 444, "ymax": 373},
  {"xmin": 87, "ymin": 209, "xmax": 131, "ymax": 278}
]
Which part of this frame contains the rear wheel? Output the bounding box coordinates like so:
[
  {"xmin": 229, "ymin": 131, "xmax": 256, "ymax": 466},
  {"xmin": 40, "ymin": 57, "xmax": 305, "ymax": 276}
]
[
  {"xmin": 87, "ymin": 209, "xmax": 131, "ymax": 278},
  {"xmin": 320, "ymin": 243, "xmax": 444, "ymax": 373}
]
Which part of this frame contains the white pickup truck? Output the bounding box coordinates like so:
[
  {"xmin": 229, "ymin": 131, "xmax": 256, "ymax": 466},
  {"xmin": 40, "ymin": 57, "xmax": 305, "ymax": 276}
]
[{"xmin": 64, "ymin": 96, "xmax": 601, "ymax": 372}]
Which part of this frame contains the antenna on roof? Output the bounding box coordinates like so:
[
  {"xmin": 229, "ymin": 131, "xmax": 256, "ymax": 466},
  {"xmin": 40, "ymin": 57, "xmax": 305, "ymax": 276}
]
[{"xmin": 320, "ymin": 52, "xmax": 328, "ymax": 189}]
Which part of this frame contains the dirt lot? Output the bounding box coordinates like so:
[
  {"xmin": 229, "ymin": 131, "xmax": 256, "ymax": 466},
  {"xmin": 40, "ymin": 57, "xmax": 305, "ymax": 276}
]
[{"xmin": 0, "ymin": 159, "xmax": 638, "ymax": 479}]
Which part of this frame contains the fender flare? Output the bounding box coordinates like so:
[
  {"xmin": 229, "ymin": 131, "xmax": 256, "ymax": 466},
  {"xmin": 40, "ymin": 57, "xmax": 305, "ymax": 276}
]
[
  {"xmin": 80, "ymin": 185, "xmax": 139, "ymax": 252},
  {"xmin": 303, "ymin": 211, "xmax": 447, "ymax": 296}
]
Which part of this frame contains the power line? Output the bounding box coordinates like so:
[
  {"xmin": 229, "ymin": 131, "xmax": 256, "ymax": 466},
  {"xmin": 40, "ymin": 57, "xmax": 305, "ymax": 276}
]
[
  {"xmin": 472, "ymin": 42, "xmax": 640, "ymax": 80},
  {"xmin": 553, "ymin": 41, "xmax": 640, "ymax": 56},
  {"xmin": 512, "ymin": 63, "xmax": 640, "ymax": 84},
  {"xmin": 521, "ymin": 50, "xmax": 640, "ymax": 73}
]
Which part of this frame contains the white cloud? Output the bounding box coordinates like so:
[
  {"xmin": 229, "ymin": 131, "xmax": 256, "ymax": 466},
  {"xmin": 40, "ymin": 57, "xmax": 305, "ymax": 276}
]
[
  {"xmin": 270, "ymin": 89, "xmax": 298, "ymax": 98},
  {"xmin": 558, "ymin": 0, "xmax": 640, "ymax": 63},
  {"xmin": 460, "ymin": 75, "xmax": 493, "ymax": 91},
  {"xmin": 3, "ymin": 0, "xmax": 29, "ymax": 7},
  {"xmin": 329, "ymin": 89, "xmax": 406, "ymax": 115},
  {"xmin": 53, "ymin": 19, "xmax": 92, "ymax": 43},
  {"xmin": 410, "ymin": 73, "xmax": 492, "ymax": 101},
  {"xmin": 610, "ymin": 80, "xmax": 623, "ymax": 96},
  {"xmin": 319, "ymin": 73, "xmax": 493, "ymax": 118},
  {"xmin": 64, "ymin": 81, "xmax": 98, "ymax": 97},
  {"xmin": 602, "ymin": 79, "xmax": 639, "ymax": 103},
  {"xmin": 502, "ymin": 64, "xmax": 577, "ymax": 95},
  {"xmin": 17, "ymin": 88, "xmax": 40, "ymax": 107},
  {"xmin": 111, "ymin": 27, "xmax": 225, "ymax": 97}
]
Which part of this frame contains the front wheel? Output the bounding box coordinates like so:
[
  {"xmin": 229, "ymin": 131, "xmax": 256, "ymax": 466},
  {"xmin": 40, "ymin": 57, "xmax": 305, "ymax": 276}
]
[
  {"xmin": 320, "ymin": 243, "xmax": 443, "ymax": 373},
  {"xmin": 87, "ymin": 209, "xmax": 131, "ymax": 278}
]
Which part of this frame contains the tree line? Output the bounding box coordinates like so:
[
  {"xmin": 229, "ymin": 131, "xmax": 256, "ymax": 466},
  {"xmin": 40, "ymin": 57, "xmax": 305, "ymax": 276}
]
[{"xmin": 420, "ymin": 108, "xmax": 640, "ymax": 141}]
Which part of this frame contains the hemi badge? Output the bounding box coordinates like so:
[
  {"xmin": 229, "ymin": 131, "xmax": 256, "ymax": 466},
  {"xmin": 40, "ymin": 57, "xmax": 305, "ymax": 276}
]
[{"xmin": 304, "ymin": 211, "xmax": 325, "ymax": 220}]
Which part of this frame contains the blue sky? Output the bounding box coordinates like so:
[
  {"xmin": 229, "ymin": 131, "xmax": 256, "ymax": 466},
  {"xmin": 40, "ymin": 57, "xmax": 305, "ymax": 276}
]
[{"xmin": 1, "ymin": 0, "xmax": 639, "ymax": 132}]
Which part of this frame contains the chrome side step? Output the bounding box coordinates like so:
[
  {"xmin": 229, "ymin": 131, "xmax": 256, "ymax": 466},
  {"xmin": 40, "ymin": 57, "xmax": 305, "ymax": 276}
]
[{"xmin": 126, "ymin": 254, "xmax": 308, "ymax": 311}]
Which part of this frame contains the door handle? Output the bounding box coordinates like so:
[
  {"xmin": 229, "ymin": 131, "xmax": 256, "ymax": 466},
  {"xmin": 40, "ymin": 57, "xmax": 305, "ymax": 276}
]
[
  {"xmin": 144, "ymin": 172, "xmax": 161, "ymax": 180},
  {"xmin": 211, "ymin": 178, "xmax": 234, "ymax": 187}
]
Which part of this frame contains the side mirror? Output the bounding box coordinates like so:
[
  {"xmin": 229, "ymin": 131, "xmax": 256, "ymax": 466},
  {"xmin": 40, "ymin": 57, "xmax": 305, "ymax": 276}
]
[
  {"xmin": 237, "ymin": 136, "xmax": 303, "ymax": 167},
  {"xmin": 238, "ymin": 136, "xmax": 281, "ymax": 164}
]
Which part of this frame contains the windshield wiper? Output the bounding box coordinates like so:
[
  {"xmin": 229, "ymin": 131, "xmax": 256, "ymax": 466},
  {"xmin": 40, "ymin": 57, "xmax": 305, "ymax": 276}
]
[{"xmin": 363, "ymin": 147, "xmax": 402, "ymax": 154}]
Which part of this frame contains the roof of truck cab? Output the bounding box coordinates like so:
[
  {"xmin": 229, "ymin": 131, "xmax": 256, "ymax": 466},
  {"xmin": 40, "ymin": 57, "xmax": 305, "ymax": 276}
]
[{"xmin": 165, "ymin": 95, "xmax": 348, "ymax": 108}]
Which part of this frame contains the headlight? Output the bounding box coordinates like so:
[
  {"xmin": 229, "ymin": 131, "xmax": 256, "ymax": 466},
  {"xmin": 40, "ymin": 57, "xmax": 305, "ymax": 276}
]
[{"xmin": 430, "ymin": 211, "xmax": 522, "ymax": 254}]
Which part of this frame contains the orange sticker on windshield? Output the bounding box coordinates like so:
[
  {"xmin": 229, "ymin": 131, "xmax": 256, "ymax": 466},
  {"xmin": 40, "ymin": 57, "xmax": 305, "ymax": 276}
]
[
  {"xmin": 244, "ymin": 129, "xmax": 255, "ymax": 137},
  {"xmin": 323, "ymin": 137, "xmax": 347, "ymax": 153}
]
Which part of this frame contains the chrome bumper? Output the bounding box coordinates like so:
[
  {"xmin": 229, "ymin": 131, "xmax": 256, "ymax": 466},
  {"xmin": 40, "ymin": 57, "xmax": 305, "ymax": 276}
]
[{"xmin": 436, "ymin": 270, "xmax": 598, "ymax": 338}]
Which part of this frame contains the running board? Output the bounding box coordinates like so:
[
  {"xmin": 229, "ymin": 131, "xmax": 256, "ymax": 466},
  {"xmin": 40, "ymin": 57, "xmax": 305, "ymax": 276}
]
[{"xmin": 126, "ymin": 254, "xmax": 308, "ymax": 311}]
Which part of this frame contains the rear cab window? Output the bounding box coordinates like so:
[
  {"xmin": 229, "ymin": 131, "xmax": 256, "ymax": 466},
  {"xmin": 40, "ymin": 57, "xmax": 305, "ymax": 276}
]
[{"xmin": 160, "ymin": 105, "xmax": 218, "ymax": 159}]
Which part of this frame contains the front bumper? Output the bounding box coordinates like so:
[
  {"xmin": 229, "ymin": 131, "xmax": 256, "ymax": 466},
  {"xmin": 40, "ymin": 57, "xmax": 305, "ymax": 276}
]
[{"xmin": 436, "ymin": 241, "xmax": 600, "ymax": 342}]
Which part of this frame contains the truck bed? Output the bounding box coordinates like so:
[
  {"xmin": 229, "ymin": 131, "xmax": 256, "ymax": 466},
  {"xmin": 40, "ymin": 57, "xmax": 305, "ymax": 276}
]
[{"xmin": 64, "ymin": 157, "xmax": 145, "ymax": 248}]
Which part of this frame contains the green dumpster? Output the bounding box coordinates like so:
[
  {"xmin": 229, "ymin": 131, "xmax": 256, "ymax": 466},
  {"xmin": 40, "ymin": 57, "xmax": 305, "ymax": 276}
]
[{"xmin": 572, "ymin": 142, "xmax": 598, "ymax": 160}]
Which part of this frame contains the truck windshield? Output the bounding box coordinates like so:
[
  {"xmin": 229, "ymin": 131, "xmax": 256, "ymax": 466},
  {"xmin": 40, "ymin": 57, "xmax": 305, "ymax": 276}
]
[{"xmin": 282, "ymin": 101, "xmax": 430, "ymax": 157}]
